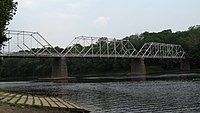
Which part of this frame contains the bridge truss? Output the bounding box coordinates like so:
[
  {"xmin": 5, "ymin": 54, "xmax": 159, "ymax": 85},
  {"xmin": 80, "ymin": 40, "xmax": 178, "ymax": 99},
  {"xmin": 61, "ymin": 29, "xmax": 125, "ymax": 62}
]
[
  {"xmin": 61, "ymin": 36, "xmax": 138, "ymax": 58},
  {"xmin": 0, "ymin": 30, "xmax": 60, "ymax": 58},
  {"xmin": 137, "ymin": 42, "xmax": 185, "ymax": 59},
  {"xmin": 0, "ymin": 30, "xmax": 186, "ymax": 59}
]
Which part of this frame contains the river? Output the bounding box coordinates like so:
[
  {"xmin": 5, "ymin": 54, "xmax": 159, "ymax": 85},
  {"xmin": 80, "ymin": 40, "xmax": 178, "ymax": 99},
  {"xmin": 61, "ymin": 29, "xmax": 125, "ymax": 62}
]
[{"xmin": 0, "ymin": 73, "xmax": 200, "ymax": 113}]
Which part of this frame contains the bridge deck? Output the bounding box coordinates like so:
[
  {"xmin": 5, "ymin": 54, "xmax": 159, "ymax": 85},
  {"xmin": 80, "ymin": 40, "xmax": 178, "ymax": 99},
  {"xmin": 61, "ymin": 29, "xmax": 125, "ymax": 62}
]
[{"xmin": 0, "ymin": 54, "xmax": 184, "ymax": 59}]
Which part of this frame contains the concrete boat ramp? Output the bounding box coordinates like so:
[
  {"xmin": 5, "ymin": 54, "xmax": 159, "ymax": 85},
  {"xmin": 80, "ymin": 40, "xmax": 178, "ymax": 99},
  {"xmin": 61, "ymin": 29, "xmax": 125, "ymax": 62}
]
[{"xmin": 0, "ymin": 91, "xmax": 89, "ymax": 113}]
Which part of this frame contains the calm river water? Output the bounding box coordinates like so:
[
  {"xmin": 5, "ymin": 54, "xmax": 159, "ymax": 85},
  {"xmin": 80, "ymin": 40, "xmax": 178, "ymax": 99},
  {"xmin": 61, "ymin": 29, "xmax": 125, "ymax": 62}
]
[{"xmin": 0, "ymin": 74, "xmax": 200, "ymax": 113}]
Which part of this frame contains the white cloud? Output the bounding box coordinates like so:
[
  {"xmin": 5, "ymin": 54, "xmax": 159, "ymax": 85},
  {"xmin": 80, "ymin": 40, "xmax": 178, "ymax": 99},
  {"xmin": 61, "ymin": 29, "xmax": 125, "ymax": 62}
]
[
  {"xmin": 65, "ymin": 3, "xmax": 81, "ymax": 9},
  {"xmin": 20, "ymin": 0, "xmax": 40, "ymax": 8},
  {"xmin": 93, "ymin": 16, "xmax": 109, "ymax": 26},
  {"xmin": 44, "ymin": 12, "xmax": 81, "ymax": 20},
  {"xmin": 65, "ymin": 0, "xmax": 99, "ymax": 9}
]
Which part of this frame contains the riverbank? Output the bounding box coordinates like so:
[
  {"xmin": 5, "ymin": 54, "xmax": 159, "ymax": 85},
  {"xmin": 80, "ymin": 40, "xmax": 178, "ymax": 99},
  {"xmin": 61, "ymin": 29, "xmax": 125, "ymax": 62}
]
[
  {"xmin": 0, "ymin": 90, "xmax": 89, "ymax": 113},
  {"xmin": 0, "ymin": 103, "xmax": 72, "ymax": 113}
]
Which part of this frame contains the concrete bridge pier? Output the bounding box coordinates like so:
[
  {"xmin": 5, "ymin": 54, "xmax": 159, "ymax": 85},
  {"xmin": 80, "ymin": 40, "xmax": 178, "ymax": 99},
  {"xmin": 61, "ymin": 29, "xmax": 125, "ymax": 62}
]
[
  {"xmin": 52, "ymin": 57, "xmax": 68, "ymax": 78},
  {"xmin": 130, "ymin": 58, "xmax": 146, "ymax": 75},
  {"xmin": 180, "ymin": 59, "xmax": 190, "ymax": 71}
]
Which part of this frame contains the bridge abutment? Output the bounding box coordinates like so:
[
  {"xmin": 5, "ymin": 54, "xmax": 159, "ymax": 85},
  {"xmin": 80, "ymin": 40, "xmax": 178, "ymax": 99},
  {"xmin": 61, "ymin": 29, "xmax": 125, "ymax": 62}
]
[
  {"xmin": 180, "ymin": 59, "xmax": 190, "ymax": 71},
  {"xmin": 130, "ymin": 58, "xmax": 146, "ymax": 75},
  {"xmin": 52, "ymin": 57, "xmax": 68, "ymax": 78}
]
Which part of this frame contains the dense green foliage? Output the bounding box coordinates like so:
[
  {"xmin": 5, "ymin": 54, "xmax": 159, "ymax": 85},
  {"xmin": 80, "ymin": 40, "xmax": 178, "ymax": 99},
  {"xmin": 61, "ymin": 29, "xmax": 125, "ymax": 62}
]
[
  {"xmin": 0, "ymin": 0, "xmax": 17, "ymax": 45},
  {"xmin": 0, "ymin": 26, "xmax": 200, "ymax": 79}
]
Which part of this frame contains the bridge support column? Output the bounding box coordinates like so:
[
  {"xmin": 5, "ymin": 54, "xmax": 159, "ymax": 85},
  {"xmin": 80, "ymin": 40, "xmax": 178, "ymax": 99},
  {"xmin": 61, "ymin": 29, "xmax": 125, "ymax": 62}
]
[
  {"xmin": 52, "ymin": 57, "xmax": 68, "ymax": 78},
  {"xmin": 180, "ymin": 59, "xmax": 190, "ymax": 71},
  {"xmin": 131, "ymin": 58, "xmax": 146, "ymax": 75}
]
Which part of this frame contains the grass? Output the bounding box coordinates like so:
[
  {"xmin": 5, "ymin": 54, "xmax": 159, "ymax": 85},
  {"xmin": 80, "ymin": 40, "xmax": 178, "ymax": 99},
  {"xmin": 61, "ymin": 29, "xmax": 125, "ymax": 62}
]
[
  {"xmin": 0, "ymin": 88, "xmax": 8, "ymax": 92},
  {"xmin": 32, "ymin": 96, "xmax": 35, "ymax": 105}
]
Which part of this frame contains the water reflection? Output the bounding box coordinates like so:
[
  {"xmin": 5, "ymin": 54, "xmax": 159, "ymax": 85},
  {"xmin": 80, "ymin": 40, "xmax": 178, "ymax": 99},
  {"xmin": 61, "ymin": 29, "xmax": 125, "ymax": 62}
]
[{"xmin": 0, "ymin": 80, "xmax": 200, "ymax": 112}]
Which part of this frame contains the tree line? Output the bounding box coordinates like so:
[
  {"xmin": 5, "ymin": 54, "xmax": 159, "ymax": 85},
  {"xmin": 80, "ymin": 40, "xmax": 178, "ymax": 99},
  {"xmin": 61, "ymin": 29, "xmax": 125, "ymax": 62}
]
[{"xmin": 0, "ymin": 25, "xmax": 200, "ymax": 79}]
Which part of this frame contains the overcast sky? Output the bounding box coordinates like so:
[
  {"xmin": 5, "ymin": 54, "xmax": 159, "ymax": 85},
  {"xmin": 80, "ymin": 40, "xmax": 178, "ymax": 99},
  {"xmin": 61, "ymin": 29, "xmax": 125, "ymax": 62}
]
[{"xmin": 8, "ymin": 0, "xmax": 200, "ymax": 47}]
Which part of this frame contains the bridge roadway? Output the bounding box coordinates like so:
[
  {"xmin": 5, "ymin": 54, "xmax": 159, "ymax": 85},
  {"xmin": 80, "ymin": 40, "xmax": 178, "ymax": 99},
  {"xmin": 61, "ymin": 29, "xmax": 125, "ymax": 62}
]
[{"xmin": 0, "ymin": 30, "xmax": 190, "ymax": 78}]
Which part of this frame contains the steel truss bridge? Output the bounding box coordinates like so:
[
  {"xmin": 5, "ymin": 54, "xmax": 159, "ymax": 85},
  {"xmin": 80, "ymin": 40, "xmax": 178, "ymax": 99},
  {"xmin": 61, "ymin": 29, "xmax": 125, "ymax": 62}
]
[{"xmin": 0, "ymin": 30, "xmax": 186, "ymax": 59}]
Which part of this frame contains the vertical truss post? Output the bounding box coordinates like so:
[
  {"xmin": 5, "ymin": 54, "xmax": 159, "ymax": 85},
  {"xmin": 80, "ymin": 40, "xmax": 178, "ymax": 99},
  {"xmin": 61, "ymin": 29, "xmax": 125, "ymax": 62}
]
[
  {"xmin": 107, "ymin": 39, "xmax": 109, "ymax": 57},
  {"xmin": 114, "ymin": 38, "xmax": 116, "ymax": 57},
  {"xmin": 91, "ymin": 37, "xmax": 94, "ymax": 57}
]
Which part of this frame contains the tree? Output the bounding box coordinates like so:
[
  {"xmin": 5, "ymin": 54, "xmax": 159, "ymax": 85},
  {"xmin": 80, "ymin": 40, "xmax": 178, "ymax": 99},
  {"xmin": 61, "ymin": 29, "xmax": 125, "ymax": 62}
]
[{"xmin": 0, "ymin": 0, "xmax": 17, "ymax": 45}]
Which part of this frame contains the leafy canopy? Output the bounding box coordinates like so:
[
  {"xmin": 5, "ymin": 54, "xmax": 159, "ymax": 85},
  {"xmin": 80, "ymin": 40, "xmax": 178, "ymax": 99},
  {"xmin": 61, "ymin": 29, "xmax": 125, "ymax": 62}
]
[{"xmin": 0, "ymin": 0, "xmax": 17, "ymax": 45}]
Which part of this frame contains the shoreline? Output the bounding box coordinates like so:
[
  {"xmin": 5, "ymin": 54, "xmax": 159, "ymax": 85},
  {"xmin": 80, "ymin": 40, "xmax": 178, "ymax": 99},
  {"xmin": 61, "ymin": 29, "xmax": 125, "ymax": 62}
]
[
  {"xmin": 0, "ymin": 103, "xmax": 74, "ymax": 113},
  {"xmin": 0, "ymin": 69, "xmax": 200, "ymax": 82},
  {"xmin": 0, "ymin": 90, "xmax": 89, "ymax": 113}
]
